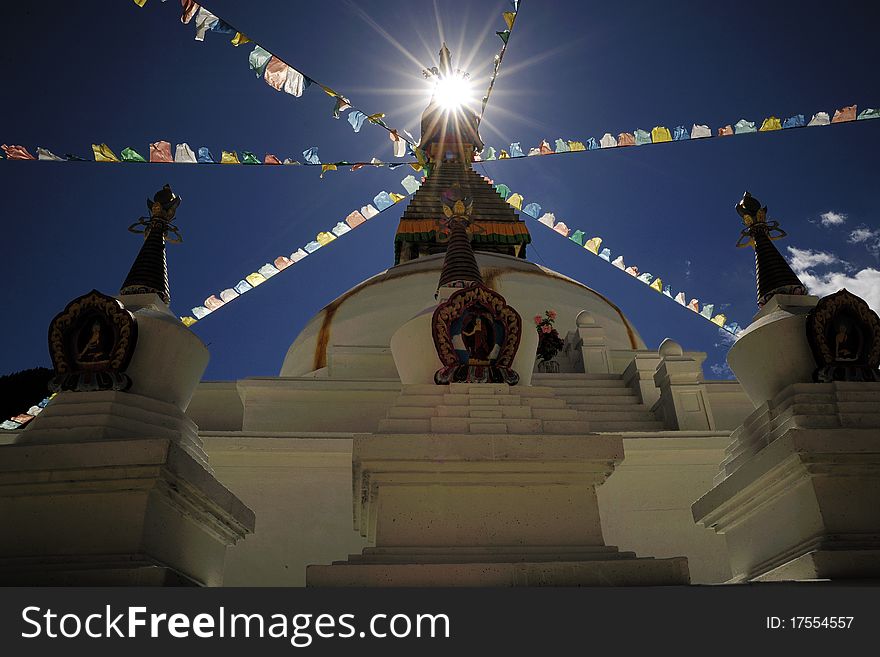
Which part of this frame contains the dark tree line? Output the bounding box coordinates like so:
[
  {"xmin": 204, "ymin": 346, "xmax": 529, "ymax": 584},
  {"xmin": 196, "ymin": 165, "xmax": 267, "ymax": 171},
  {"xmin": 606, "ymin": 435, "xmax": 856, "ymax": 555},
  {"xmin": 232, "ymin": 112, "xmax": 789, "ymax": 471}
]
[{"xmin": 0, "ymin": 367, "xmax": 52, "ymax": 419}]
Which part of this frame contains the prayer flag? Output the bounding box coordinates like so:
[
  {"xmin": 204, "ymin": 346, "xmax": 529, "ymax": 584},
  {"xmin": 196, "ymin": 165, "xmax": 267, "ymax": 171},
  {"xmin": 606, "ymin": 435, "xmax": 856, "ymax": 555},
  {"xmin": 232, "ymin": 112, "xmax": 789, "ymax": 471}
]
[
  {"xmin": 149, "ymin": 140, "xmax": 173, "ymax": 163},
  {"xmin": 651, "ymin": 126, "xmax": 672, "ymax": 143},
  {"xmin": 2, "ymin": 144, "xmax": 36, "ymax": 160},
  {"xmin": 175, "ymin": 142, "xmax": 197, "ymax": 163},
  {"xmin": 221, "ymin": 150, "xmax": 241, "ymax": 164},
  {"xmin": 37, "ymin": 147, "xmax": 65, "ymax": 161},
  {"xmin": 759, "ymin": 117, "xmax": 782, "ymax": 131},
  {"xmin": 303, "ymin": 147, "xmax": 320, "ymax": 164},
  {"xmin": 249, "ymin": 45, "xmax": 272, "ymax": 77},
  {"xmin": 231, "ymin": 32, "xmax": 251, "ymax": 46},
  {"xmin": 121, "ymin": 147, "xmax": 147, "ymax": 163},
  {"xmin": 91, "ymin": 143, "xmax": 119, "ymax": 162}
]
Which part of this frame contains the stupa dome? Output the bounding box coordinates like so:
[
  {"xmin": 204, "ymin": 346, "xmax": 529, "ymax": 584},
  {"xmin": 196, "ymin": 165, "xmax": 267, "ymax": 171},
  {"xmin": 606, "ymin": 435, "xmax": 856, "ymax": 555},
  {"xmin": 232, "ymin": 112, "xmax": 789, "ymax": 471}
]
[{"xmin": 281, "ymin": 251, "xmax": 644, "ymax": 377}]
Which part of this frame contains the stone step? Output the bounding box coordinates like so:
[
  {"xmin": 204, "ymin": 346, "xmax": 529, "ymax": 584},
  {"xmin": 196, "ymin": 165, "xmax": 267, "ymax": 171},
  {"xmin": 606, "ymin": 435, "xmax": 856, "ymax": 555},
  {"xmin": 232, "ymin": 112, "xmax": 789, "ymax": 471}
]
[
  {"xmin": 400, "ymin": 384, "xmax": 447, "ymax": 396},
  {"xmin": 443, "ymin": 394, "xmax": 523, "ymax": 406},
  {"xmin": 590, "ymin": 420, "xmax": 665, "ymax": 432},
  {"xmin": 531, "ymin": 407, "xmax": 579, "ymax": 421},
  {"xmin": 448, "ymin": 383, "xmax": 511, "ymax": 395},
  {"xmin": 570, "ymin": 400, "xmax": 643, "ymax": 410},
  {"xmin": 437, "ymin": 405, "xmax": 533, "ymax": 419},
  {"xmin": 522, "ymin": 397, "xmax": 566, "ymax": 409},
  {"xmin": 395, "ymin": 394, "xmax": 452, "ymax": 406},
  {"xmin": 430, "ymin": 417, "xmax": 543, "ymax": 434},
  {"xmin": 386, "ymin": 406, "xmax": 437, "ymax": 419},
  {"xmin": 576, "ymin": 409, "xmax": 658, "ymax": 422},
  {"xmin": 377, "ymin": 418, "xmax": 432, "ymax": 433},
  {"xmin": 529, "ymin": 378, "xmax": 628, "ymax": 388},
  {"xmin": 553, "ymin": 387, "xmax": 634, "ymax": 397},
  {"xmin": 532, "ymin": 373, "xmax": 624, "ymax": 382},
  {"xmin": 542, "ymin": 420, "xmax": 594, "ymax": 434},
  {"xmin": 563, "ymin": 395, "xmax": 641, "ymax": 406}
]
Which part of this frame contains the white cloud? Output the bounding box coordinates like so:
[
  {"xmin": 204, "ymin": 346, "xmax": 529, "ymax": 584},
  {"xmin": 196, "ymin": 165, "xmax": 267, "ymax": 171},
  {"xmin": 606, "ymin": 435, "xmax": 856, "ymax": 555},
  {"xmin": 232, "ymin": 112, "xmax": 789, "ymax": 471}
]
[
  {"xmin": 786, "ymin": 246, "xmax": 840, "ymax": 270},
  {"xmin": 787, "ymin": 246, "xmax": 880, "ymax": 314},
  {"xmin": 848, "ymin": 226, "xmax": 878, "ymax": 243},
  {"xmin": 819, "ymin": 211, "xmax": 847, "ymax": 227},
  {"xmin": 848, "ymin": 225, "xmax": 880, "ymax": 258},
  {"xmin": 714, "ymin": 328, "xmax": 738, "ymax": 348},
  {"xmin": 709, "ymin": 362, "xmax": 734, "ymax": 379}
]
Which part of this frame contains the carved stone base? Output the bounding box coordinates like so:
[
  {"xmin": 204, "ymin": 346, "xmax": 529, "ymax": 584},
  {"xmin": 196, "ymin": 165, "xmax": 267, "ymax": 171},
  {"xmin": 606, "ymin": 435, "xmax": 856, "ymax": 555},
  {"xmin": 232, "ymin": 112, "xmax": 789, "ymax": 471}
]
[
  {"xmin": 693, "ymin": 382, "xmax": 880, "ymax": 582},
  {"xmin": 0, "ymin": 438, "xmax": 254, "ymax": 586}
]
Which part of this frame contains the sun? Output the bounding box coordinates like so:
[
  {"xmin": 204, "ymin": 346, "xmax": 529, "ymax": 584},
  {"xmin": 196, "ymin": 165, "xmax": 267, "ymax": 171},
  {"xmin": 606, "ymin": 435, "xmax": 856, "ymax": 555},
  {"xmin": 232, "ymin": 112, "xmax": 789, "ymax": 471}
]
[{"xmin": 432, "ymin": 75, "xmax": 474, "ymax": 110}]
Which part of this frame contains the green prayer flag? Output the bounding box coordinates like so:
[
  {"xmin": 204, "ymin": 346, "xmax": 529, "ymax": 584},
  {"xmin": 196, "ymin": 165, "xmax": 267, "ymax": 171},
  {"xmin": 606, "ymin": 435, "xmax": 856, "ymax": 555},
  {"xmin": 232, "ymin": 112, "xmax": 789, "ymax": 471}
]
[
  {"xmin": 241, "ymin": 151, "xmax": 261, "ymax": 165},
  {"xmin": 121, "ymin": 147, "xmax": 146, "ymax": 163},
  {"xmin": 496, "ymin": 30, "xmax": 510, "ymax": 44}
]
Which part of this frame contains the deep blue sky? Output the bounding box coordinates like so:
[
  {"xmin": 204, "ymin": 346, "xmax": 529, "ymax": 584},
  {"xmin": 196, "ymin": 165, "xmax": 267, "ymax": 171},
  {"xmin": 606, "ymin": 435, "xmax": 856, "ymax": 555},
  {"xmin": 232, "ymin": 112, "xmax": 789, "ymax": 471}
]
[{"xmin": 1, "ymin": 0, "xmax": 878, "ymax": 381}]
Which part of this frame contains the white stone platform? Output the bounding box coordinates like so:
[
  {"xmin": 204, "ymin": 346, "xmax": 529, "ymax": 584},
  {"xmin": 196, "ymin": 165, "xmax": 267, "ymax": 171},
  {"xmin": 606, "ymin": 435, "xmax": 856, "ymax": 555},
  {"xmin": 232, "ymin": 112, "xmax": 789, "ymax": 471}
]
[
  {"xmin": 0, "ymin": 438, "xmax": 254, "ymax": 586},
  {"xmin": 693, "ymin": 382, "xmax": 880, "ymax": 582},
  {"xmin": 307, "ymin": 383, "xmax": 689, "ymax": 586}
]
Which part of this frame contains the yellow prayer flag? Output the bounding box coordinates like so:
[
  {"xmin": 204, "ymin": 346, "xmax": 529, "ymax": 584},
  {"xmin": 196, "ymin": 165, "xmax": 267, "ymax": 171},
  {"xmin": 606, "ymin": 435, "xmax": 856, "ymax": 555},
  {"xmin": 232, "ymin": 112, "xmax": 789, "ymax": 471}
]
[
  {"xmin": 231, "ymin": 32, "xmax": 251, "ymax": 46},
  {"xmin": 245, "ymin": 272, "xmax": 267, "ymax": 287},
  {"xmin": 132, "ymin": 0, "xmax": 147, "ymax": 6},
  {"xmin": 507, "ymin": 193, "xmax": 523, "ymax": 210},
  {"xmin": 499, "ymin": 150, "xmax": 510, "ymax": 159},
  {"xmin": 651, "ymin": 126, "xmax": 672, "ymax": 143},
  {"xmin": 584, "ymin": 237, "xmax": 602, "ymax": 254},
  {"xmin": 711, "ymin": 314, "xmax": 727, "ymax": 326},
  {"xmin": 320, "ymin": 85, "xmax": 340, "ymax": 97},
  {"xmin": 503, "ymin": 11, "xmax": 516, "ymax": 29},
  {"xmin": 180, "ymin": 316, "xmax": 197, "ymax": 327},
  {"xmin": 389, "ymin": 192, "xmax": 406, "ymax": 203},
  {"xmin": 650, "ymin": 278, "xmax": 663, "ymax": 292},
  {"xmin": 568, "ymin": 141, "xmax": 586, "ymax": 151},
  {"xmin": 221, "ymin": 150, "xmax": 241, "ymax": 164},
  {"xmin": 91, "ymin": 143, "xmax": 119, "ymax": 162},
  {"xmin": 320, "ymin": 164, "xmax": 337, "ymax": 178},
  {"xmin": 759, "ymin": 117, "xmax": 782, "ymax": 131},
  {"xmin": 367, "ymin": 113, "xmax": 385, "ymax": 123},
  {"xmin": 316, "ymin": 231, "xmax": 337, "ymax": 246}
]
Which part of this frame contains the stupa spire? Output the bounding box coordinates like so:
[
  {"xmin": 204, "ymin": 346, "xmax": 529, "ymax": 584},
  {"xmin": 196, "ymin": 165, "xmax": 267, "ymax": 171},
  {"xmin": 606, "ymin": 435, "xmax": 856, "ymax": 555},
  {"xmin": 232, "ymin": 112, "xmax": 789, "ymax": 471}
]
[
  {"xmin": 735, "ymin": 191, "xmax": 806, "ymax": 307},
  {"xmin": 120, "ymin": 184, "xmax": 182, "ymax": 304},
  {"xmin": 437, "ymin": 185, "xmax": 482, "ymax": 290}
]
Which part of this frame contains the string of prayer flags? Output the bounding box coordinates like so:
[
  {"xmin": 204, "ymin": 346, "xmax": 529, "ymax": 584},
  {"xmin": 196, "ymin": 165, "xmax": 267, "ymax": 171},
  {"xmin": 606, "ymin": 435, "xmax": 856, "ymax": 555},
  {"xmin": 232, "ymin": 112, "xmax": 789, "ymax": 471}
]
[
  {"xmin": 180, "ymin": 185, "xmax": 414, "ymax": 327},
  {"xmin": 0, "ymin": 393, "xmax": 56, "ymax": 432},
  {"xmin": 480, "ymin": 3, "xmax": 519, "ymax": 120},
  {"xmin": 470, "ymin": 102, "xmax": 865, "ymax": 164},
  {"xmin": 491, "ymin": 180, "xmax": 742, "ymax": 335}
]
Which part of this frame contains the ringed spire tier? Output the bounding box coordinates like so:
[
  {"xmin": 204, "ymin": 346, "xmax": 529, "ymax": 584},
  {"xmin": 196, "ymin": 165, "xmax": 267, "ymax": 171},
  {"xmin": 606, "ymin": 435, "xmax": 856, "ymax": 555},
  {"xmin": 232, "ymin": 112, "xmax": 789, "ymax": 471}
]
[{"xmin": 395, "ymin": 45, "xmax": 531, "ymax": 265}]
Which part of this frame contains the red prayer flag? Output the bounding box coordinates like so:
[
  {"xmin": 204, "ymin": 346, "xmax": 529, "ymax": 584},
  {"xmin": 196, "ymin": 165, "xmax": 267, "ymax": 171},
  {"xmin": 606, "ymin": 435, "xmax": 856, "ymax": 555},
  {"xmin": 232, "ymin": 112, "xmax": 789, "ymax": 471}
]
[
  {"xmin": 149, "ymin": 141, "xmax": 173, "ymax": 163},
  {"xmin": 2, "ymin": 144, "xmax": 36, "ymax": 160}
]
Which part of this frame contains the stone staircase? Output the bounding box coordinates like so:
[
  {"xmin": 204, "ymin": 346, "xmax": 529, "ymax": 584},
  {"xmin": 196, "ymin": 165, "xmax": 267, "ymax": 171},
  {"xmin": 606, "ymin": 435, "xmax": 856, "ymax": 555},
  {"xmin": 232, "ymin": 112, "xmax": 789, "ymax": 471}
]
[
  {"xmin": 377, "ymin": 374, "xmax": 662, "ymax": 435},
  {"xmin": 531, "ymin": 373, "xmax": 663, "ymax": 432}
]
